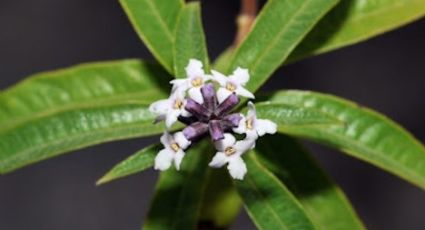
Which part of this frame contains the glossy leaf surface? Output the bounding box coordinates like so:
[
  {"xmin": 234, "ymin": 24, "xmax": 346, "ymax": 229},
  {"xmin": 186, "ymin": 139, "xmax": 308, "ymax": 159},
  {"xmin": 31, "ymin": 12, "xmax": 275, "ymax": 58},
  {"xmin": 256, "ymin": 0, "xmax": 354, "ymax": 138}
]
[
  {"xmin": 173, "ymin": 2, "xmax": 209, "ymax": 77},
  {"xmin": 251, "ymin": 102, "xmax": 341, "ymax": 135},
  {"xmin": 120, "ymin": 0, "xmax": 183, "ymax": 72},
  {"xmin": 235, "ymin": 153, "xmax": 316, "ymax": 230},
  {"xmin": 144, "ymin": 142, "xmax": 212, "ymax": 230},
  {"xmin": 226, "ymin": 0, "xmax": 339, "ymax": 92},
  {"xmin": 266, "ymin": 90, "xmax": 425, "ymax": 190},
  {"xmin": 0, "ymin": 60, "xmax": 170, "ymax": 173},
  {"xmin": 97, "ymin": 144, "xmax": 160, "ymax": 185},
  {"xmin": 257, "ymin": 134, "xmax": 364, "ymax": 230},
  {"xmin": 289, "ymin": 0, "xmax": 425, "ymax": 62}
]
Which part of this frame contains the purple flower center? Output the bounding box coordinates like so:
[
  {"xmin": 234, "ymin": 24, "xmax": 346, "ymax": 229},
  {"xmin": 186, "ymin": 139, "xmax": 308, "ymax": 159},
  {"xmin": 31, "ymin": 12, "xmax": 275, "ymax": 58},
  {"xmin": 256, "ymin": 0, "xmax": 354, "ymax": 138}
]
[{"xmin": 180, "ymin": 83, "xmax": 242, "ymax": 142}]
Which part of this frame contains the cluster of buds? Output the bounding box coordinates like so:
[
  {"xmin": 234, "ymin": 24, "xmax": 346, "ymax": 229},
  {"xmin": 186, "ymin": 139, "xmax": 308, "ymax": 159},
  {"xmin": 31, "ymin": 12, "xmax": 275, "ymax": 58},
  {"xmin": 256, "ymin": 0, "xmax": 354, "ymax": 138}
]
[{"xmin": 149, "ymin": 59, "xmax": 277, "ymax": 180}]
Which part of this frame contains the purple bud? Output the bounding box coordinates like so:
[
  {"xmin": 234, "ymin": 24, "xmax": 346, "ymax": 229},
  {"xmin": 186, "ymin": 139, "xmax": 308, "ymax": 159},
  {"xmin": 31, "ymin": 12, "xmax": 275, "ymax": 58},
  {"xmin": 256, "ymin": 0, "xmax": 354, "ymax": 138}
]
[
  {"xmin": 209, "ymin": 120, "xmax": 225, "ymax": 141},
  {"xmin": 183, "ymin": 122, "xmax": 209, "ymax": 141},
  {"xmin": 201, "ymin": 83, "xmax": 217, "ymax": 112},
  {"xmin": 215, "ymin": 93, "xmax": 239, "ymax": 116},
  {"xmin": 185, "ymin": 99, "xmax": 210, "ymax": 121},
  {"xmin": 222, "ymin": 113, "xmax": 243, "ymax": 127}
]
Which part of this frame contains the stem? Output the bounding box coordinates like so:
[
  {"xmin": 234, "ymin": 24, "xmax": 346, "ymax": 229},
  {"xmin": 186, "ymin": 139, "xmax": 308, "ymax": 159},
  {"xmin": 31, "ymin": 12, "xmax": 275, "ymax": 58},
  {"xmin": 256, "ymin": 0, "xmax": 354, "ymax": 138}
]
[{"xmin": 233, "ymin": 0, "xmax": 258, "ymax": 47}]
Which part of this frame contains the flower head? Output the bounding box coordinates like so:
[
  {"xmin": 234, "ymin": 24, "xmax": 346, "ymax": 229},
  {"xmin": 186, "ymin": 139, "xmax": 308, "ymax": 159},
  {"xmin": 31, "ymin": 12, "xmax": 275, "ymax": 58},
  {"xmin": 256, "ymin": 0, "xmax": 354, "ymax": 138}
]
[
  {"xmin": 154, "ymin": 132, "xmax": 191, "ymax": 171},
  {"xmin": 212, "ymin": 67, "xmax": 255, "ymax": 103},
  {"xmin": 170, "ymin": 59, "xmax": 211, "ymax": 104},
  {"xmin": 149, "ymin": 59, "xmax": 277, "ymax": 179},
  {"xmin": 209, "ymin": 134, "xmax": 254, "ymax": 180},
  {"xmin": 234, "ymin": 102, "xmax": 277, "ymax": 139}
]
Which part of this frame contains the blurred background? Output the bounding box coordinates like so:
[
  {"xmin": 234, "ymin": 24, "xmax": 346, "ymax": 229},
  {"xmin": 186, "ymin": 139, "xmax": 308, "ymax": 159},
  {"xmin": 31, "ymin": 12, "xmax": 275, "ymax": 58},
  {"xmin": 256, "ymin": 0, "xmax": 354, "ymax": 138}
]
[{"xmin": 0, "ymin": 0, "xmax": 424, "ymax": 229}]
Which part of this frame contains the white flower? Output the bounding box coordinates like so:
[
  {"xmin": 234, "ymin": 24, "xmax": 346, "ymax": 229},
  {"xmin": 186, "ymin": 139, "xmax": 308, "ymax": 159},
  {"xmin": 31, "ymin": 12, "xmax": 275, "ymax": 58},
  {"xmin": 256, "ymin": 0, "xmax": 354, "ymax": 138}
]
[
  {"xmin": 212, "ymin": 67, "xmax": 255, "ymax": 103},
  {"xmin": 234, "ymin": 102, "xmax": 277, "ymax": 140},
  {"xmin": 149, "ymin": 89, "xmax": 189, "ymax": 128},
  {"xmin": 209, "ymin": 133, "xmax": 254, "ymax": 180},
  {"xmin": 170, "ymin": 59, "xmax": 211, "ymax": 104},
  {"xmin": 154, "ymin": 132, "xmax": 191, "ymax": 171}
]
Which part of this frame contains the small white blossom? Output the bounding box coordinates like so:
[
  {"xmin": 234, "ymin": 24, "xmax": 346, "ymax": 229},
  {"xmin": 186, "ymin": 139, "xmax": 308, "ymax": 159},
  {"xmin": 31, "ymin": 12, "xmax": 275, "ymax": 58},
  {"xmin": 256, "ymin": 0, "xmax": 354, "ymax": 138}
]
[
  {"xmin": 234, "ymin": 102, "xmax": 277, "ymax": 140},
  {"xmin": 209, "ymin": 133, "xmax": 254, "ymax": 180},
  {"xmin": 170, "ymin": 59, "xmax": 211, "ymax": 104},
  {"xmin": 212, "ymin": 67, "xmax": 255, "ymax": 103},
  {"xmin": 149, "ymin": 89, "xmax": 189, "ymax": 128},
  {"xmin": 154, "ymin": 132, "xmax": 191, "ymax": 171}
]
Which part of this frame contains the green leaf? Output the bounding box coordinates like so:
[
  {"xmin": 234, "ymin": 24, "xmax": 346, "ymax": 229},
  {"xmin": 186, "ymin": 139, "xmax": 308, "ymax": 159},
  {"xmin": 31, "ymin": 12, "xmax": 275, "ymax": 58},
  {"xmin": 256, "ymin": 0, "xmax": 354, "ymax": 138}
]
[
  {"xmin": 96, "ymin": 144, "xmax": 160, "ymax": 185},
  {"xmin": 213, "ymin": 47, "xmax": 234, "ymax": 73},
  {"xmin": 199, "ymin": 168, "xmax": 242, "ymax": 228},
  {"xmin": 226, "ymin": 0, "xmax": 339, "ymax": 92},
  {"xmin": 257, "ymin": 134, "xmax": 364, "ymax": 230},
  {"xmin": 173, "ymin": 2, "xmax": 210, "ymax": 77},
  {"xmin": 250, "ymin": 102, "xmax": 342, "ymax": 135},
  {"xmin": 0, "ymin": 60, "xmax": 170, "ymax": 173},
  {"xmin": 235, "ymin": 153, "xmax": 316, "ymax": 230},
  {"xmin": 266, "ymin": 90, "xmax": 425, "ymax": 190},
  {"xmin": 288, "ymin": 0, "xmax": 425, "ymax": 63},
  {"xmin": 119, "ymin": 0, "xmax": 183, "ymax": 73},
  {"xmin": 144, "ymin": 142, "xmax": 212, "ymax": 230}
]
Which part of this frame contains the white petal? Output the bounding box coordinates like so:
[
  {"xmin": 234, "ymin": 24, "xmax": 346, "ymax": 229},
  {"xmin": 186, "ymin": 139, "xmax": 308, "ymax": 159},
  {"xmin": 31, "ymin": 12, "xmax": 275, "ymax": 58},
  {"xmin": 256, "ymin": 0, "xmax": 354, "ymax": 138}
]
[
  {"xmin": 170, "ymin": 79, "xmax": 188, "ymax": 92},
  {"xmin": 235, "ymin": 86, "xmax": 255, "ymax": 99},
  {"xmin": 211, "ymin": 70, "xmax": 228, "ymax": 86},
  {"xmin": 245, "ymin": 129, "xmax": 259, "ymax": 140},
  {"xmin": 256, "ymin": 119, "xmax": 277, "ymax": 136},
  {"xmin": 217, "ymin": 87, "xmax": 232, "ymax": 104},
  {"xmin": 149, "ymin": 99, "xmax": 169, "ymax": 114},
  {"xmin": 173, "ymin": 150, "xmax": 185, "ymax": 170},
  {"xmin": 186, "ymin": 59, "xmax": 204, "ymax": 79},
  {"xmin": 233, "ymin": 116, "xmax": 247, "ymax": 134},
  {"xmin": 227, "ymin": 156, "xmax": 247, "ymax": 180},
  {"xmin": 234, "ymin": 139, "xmax": 255, "ymax": 154},
  {"xmin": 247, "ymin": 101, "xmax": 257, "ymax": 118},
  {"xmin": 160, "ymin": 132, "xmax": 173, "ymax": 146},
  {"xmin": 154, "ymin": 149, "xmax": 174, "ymax": 171},
  {"xmin": 165, "ymin": 111, "xmax": 178, "ymax": 128},
  {"xmin": 188, "ymin": 87, "xmax": 204, "ymax": 104},
  {"xmin": 214, "ymin": 133, "xmax": 237, "ymax": 152},
  {"xmin": 229, "ymin": 67, "xmax": 249, "ymax": 85},
  {"xmin": 208, "ymin": 152, "xmax": 228, "ymax": 168},
  {"xmin": 174, "ymin": 131, "xmax": 191, "ymax": 149}
]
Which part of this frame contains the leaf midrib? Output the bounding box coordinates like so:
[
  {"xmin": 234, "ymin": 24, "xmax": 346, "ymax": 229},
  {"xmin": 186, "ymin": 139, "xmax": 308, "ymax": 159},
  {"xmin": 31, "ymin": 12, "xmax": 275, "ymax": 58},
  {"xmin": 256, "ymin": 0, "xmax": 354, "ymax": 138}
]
[
  {"xmin": 0, "ymin": 90, "xmax": 160, "ymax": 132},
  {"xmin": 0, "ymin": 117, "xmax": 157, "ymax": 173}
]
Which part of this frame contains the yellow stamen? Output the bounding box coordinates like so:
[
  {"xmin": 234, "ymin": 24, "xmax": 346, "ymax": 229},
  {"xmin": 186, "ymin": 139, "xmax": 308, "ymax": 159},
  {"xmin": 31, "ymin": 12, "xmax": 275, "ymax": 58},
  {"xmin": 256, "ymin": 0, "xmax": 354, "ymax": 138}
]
[
  {"xmin": 173, "ymin": 99, "xmax": 183, "ymax": 109},
  {"xmin": 225, "ymin": 82, "xmax": 236, "ymax": 92},
  {"xmin": 224, "ymin": 146, "xmax": 236, "ymax": 156},
  {"xmin": 191, "ymin": 77, "xmax": 203, "ymax": 87},
  {"xmin": 246, "ymin": 118, "xmax": 253, "ymax": 130},
  {"xmin": 170, "ymin": 143, "xmax": 180, "ymax": 152}
]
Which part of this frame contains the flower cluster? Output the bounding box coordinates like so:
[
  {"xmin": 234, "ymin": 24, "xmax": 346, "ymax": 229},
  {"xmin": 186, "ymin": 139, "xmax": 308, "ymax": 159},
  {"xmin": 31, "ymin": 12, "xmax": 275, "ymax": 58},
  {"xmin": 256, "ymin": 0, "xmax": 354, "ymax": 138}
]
[{"xmin": 149, "ymin": 59, "xmax": 277, "ymax": 180}]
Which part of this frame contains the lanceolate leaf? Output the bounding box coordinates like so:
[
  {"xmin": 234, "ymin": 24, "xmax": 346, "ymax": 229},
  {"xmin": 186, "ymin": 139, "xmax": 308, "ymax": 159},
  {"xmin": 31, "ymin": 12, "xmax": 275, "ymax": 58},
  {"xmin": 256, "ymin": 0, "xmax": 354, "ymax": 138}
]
[
  {"xmin": 266, "ymin": 90, "xmax": 425, "ymax": 190},
  {"xmin": 144, "ymin": 142, "xmax": 212, "ymax": 230},
  {"xmin": 96, "ymin": 144, "xmax": 160, "ymax": 185},
  {"xmin": 226, "ymin": 0, "xmax": 339, "ymax": 92},
  {"xmin": 120, "ymin": 0, "xmax": 183, "ymax": 73},
  {"xmin": 288, "ymin": 0, "xmax": 425, "ymax": 62},
  {"xmin": 235, "ymin": 153, "xmax": 316, "ymax": 230},
  {"xmin": 257, "ymin": 134, "xmax": 364, "ymax": 230},
  {"xmin": 174, "ymin": 2, "xmax": 210, "ymax": 77},
  {"xmin": 251, "ymin": 102, "xmax": 342, "ymax": 135},
  {"xmin": 0, "ymin": 60, "xmax": 170, "ymax": 173}
]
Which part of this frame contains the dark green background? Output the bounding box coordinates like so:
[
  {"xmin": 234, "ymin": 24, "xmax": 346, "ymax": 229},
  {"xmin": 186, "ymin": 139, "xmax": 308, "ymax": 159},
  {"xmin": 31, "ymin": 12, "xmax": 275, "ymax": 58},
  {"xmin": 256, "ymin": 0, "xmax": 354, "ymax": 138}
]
[{"xmin": 0, "ymin": 0, "xmax": 424, "ymax": 229}]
